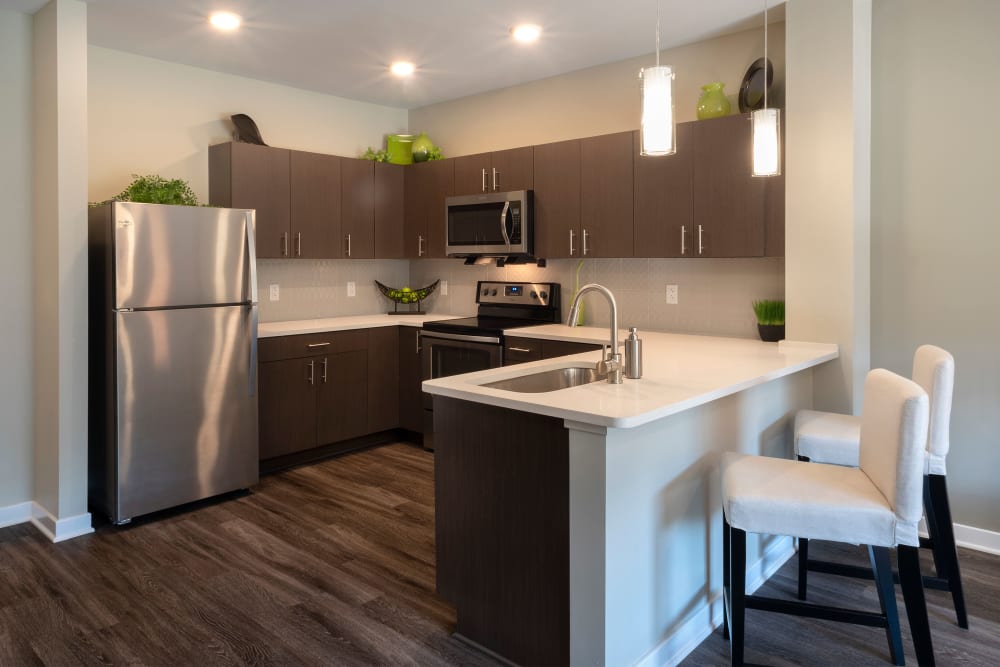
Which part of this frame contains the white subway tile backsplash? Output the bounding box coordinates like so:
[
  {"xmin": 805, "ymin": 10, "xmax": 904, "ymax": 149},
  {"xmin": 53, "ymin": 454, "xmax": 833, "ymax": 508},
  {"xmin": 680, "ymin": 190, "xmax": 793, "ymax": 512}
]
[{"xmin": 257, "ymin": 256, "xmax": 784, "ymax": 338}]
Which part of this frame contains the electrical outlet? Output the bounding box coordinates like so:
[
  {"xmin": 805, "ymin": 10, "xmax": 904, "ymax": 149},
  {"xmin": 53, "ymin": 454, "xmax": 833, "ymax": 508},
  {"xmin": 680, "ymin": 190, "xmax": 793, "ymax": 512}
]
[
  {"xmin": 269, "ymin": 284, "xmax": 280, "ymax": 301},
  {"xmin": 346, "ymin": 281, "xmax": 356, "ymax": 297},
  {"xmin": 441, "ymin": 280, "xmax": 449, "ymax": 296},
  {"xmin": 665, "ymin": 284, "xmax": 678, "ymax": 305}
]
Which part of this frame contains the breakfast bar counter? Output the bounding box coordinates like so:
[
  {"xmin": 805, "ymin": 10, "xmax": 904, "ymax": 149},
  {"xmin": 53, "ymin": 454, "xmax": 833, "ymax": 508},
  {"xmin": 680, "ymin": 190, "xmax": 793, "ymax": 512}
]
[{"xmin": 423, "ymin": 331, "xmax": 837, "ymax": 666}]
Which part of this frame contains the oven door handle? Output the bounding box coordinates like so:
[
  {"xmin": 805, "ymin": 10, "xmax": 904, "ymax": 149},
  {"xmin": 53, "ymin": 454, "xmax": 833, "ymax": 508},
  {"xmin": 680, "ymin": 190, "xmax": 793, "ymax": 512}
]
[{"xmin": 419, "ymin": 330, "xmax": 502, "ymax": 345}]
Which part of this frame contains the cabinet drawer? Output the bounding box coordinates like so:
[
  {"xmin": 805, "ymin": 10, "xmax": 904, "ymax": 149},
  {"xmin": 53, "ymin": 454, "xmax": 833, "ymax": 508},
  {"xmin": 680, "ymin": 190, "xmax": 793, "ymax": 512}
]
[
  {"xmin": 541, "ymin": 339, "xmax": 602, "ymax": 359},
  {"xmin": 504, "ymin": 336, "xmax": 543, "ymax": 365},
  {"xmin": 259, "ymin": 329, "xmax": 369, "ymax": 362}
]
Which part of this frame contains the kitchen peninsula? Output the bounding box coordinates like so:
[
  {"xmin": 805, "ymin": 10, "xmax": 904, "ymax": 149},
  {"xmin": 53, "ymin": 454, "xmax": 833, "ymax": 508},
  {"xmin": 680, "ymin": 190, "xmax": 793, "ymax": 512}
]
[{"xmin": 424, "ymin": 327, "xmax": 837, "ymax": 666}]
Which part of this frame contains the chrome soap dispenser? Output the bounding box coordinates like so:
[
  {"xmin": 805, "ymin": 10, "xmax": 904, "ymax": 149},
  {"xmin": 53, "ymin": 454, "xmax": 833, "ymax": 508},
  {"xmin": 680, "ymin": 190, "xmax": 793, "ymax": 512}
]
[{"xmin": 625, "ymin": 327, "xmax": 643, "ymax": 379}]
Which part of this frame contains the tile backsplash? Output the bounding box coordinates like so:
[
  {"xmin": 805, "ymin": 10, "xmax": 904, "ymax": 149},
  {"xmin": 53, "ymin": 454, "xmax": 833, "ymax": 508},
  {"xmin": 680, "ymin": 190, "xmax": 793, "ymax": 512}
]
[{"xmin": 257, "ymin": 256, "xmax": 784, "ymax": 338}]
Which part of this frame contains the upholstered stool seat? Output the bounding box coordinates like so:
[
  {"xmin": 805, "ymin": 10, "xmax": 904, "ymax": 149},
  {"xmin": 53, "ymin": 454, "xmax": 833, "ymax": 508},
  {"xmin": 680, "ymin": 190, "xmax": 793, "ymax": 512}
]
[
  {"xmin": 793, "ymin": 345, "xmax": 966, "ymax": 629},
  {"xmin": 721, "ymin": 369, "xmax": 935, "ymax": 666}
]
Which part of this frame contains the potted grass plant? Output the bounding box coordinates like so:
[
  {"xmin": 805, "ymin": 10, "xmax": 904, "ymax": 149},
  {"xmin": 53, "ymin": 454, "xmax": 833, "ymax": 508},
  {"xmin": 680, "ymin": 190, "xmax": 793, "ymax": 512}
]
[{"xmin": 752, "ymin": 299, "xmax": 785, "ymax": 342}]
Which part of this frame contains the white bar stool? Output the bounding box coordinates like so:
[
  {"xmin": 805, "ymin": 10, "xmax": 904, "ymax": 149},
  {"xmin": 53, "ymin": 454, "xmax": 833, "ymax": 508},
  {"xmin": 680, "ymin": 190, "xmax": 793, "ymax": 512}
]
[
  {"xmin": 722, "ymin": 369, "xmax": 934, "ymax": 666},
  {"xmin": 795, "ymin": 345, "xmax": 967, "ymax": 629}
]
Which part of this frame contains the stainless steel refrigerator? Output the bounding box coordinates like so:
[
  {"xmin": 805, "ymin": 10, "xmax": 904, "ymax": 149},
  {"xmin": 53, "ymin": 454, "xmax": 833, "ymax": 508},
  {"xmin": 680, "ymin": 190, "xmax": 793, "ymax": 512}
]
[{"xmin": 88, "ymin": 201, "xmax": 259, "ymax": 524}]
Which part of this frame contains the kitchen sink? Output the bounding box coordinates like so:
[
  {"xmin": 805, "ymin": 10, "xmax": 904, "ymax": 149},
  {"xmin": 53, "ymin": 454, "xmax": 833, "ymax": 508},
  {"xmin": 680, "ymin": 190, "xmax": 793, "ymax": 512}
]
[{"xmin": 482, "ymin": 365, "xmax": 606, "ymax": 393}]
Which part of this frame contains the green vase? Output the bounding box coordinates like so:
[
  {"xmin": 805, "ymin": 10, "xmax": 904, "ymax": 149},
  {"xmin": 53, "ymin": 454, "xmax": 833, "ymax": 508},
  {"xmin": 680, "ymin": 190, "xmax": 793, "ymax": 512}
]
[
  {"xmin": 696, "ymin": 82, "xmax": 731, "ymax": 120},
  {"xmin": 386, "ymin": 134, "xmax": 414, "ymax": 165},
  {"xmin": 411, "ymin": 132, "xmax": 434, "ymax": 163}
]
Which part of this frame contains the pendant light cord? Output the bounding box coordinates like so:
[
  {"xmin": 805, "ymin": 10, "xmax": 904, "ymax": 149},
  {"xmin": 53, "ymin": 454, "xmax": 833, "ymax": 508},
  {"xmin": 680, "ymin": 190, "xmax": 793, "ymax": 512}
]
[
  {"xmin": 763, "ymin": 0, "xmax": 768, "ymax": 110},
  {"xmin": 655, "ymin": 0, "xmax": 660, "ymax": 68}
]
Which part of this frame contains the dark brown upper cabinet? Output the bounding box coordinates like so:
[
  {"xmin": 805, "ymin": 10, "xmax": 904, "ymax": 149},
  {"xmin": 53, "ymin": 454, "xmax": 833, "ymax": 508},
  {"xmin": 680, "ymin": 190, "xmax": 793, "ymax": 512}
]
[
  {"xmin": 533, "ymin": 139, "xmax": 581, "ymax": 259},
  {"xmin": 453, "ymin": 147, "xmax": 534, "ymax": 196},
  {"xmin": 633, "ymin": 125, "xmax": 694, "ymax": 257},
  {"xmin": 580, "ymin": 131, "xmax": 634, "ymax": 258},
  {"xmin": 209, "ymin": 142, "xmax": 291, "ymax": 259},
  {"xmin": 690, "ymin": 114, "xmax": 765, "ymax": 258},
  {"xmin": 404, "ymin": 159, "xmax": 454, "ymax": 259},
  {"xmin": 341, "ymin": 157, "xmax": 375, "ymax": 259},
  {"xmin": 374, "ymin": 162, "xmax": 405, "ymax": 259},
  {"xmin": 289, "ymin": 150, "xmax": 341, "ymax": 259}
]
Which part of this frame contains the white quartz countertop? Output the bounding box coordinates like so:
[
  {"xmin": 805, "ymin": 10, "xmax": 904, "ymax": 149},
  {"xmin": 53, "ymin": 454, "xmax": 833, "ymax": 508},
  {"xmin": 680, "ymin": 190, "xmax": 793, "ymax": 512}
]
[
  {"xmin": 423, "ymin": 327, "xmax": 838, "ymax": 429},
  {"xmin": 258, "ymin": 313, "xmax": 462, "ymax": 338}
]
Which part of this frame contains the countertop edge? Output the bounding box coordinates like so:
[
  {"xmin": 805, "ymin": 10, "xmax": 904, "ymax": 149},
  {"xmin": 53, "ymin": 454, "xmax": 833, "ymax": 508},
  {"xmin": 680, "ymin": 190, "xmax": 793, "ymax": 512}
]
[{"xmin": 258, "ymin": 314, "xmax": 463, "ymax": 338}]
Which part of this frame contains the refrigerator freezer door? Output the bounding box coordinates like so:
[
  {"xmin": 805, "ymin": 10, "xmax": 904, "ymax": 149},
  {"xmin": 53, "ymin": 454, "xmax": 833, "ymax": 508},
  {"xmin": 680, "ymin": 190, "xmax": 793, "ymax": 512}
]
[
  {"xmin": 114, "ymin": 305, "xmax": 258, "ymax": 522},
  {"xmin": 114, "ymin": 202, "xmax": 254, "ymax": 309}
]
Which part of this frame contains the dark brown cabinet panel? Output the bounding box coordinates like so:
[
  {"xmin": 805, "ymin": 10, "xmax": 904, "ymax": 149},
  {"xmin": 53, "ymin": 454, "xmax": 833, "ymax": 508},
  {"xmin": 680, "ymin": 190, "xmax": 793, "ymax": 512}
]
[
  {"xmin": 341, "ymin": 158, "xmax": 375, "ymax": 259},
  {"xmin": 533, "ymin": 139, "xmax": 581, "ymax": 259},
  {"xmin": 317, "ymin": 352, "xmax": 368, "ymax": 443},
  {"xmin": 374, "ymin": 162, "xmax": 405, "ymax": 259},
  {"xmin": 453, "ymin": 153, "xmax": 492, "ymax": 195},
  {"xmin": 580, "ymin": 131, "xmax": 634, "ymax": 258},
  {"xmin": 398, "ymin": 326, "xmax": 423, "ymax": 433},
  {"xmin": 691, "ymin": 114, "xmax": 765, "ymax": 257},
  {"xmin": 765, "ymin": 171, "xmax": 785, "ymax": 257},
  {"xmin": 289, "ymin": 150, "xmax": 340, "ymax": 259},
  {"xmin": 258, "ymin": 358, "xmax": 317, "ymax": 459},
  {"xmin": 633, "ymin": 126, "xmax": 694, "ymax": 257},
  {"xmin": 491, "ymin": 146, "xmax": 533, "ymax": 193},
  {"xmin": 503, "ymin": 336, "xmax": 543, "ymax": 365},
  {"xmin": 367, "ymin": 326, "xmax": 399, "ymax": 433},
  {"xmin": 404, "ymin": 159, "xmax": 454, "ymax": 259},
  {"xmin": 209, "ymin": 142, "xmax": 290, "ymax": 259},
  {"xmin": 541, "ymin": 339, "xmax": 603, "ymax": 359}
]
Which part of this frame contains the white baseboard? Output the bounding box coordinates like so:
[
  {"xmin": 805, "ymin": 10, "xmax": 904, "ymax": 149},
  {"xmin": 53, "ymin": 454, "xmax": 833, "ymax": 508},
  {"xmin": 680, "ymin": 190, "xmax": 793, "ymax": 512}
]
[
  {"xmin": 635, "ymin": 536, "xmax": 795, "ymax": 667},
  {"xmin": 954, "ymin": 522, "xmax": 1000, "ymax": 556},
  {"xmin": 0, "ymin": 501, "xmax": 33, "ymax": 529},
  {"xmin": 28, "ymin": 502, "xmax": 93, "ymax": 543}
]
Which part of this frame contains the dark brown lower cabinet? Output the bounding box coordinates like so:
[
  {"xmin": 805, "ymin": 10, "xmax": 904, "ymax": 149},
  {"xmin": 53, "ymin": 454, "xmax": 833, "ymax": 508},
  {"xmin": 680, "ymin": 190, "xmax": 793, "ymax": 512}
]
[
  {"xmin": 258, "ymin": 357, "xmax": 318, "ymax": 459},
  {"xmin": 367, "ymin": 326, "xmax": 399, "ymax": 432},
  {"xmin": 398, "ymin": 327, "xmax": 423, "ymax": 433},
  {"xmin": 504, "ymin": 336, "xmax": 602, "ymax": 365},
  {"xmin": 317, "ymin": 352, "xmax": 368, "ymax": 443}
]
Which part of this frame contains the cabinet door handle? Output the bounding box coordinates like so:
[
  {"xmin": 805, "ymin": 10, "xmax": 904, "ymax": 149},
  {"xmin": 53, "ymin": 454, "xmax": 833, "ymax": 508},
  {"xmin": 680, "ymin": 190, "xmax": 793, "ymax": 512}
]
[
  {"xmin": 345, "ymin": 233, "xmax": 352, "ymax": 257},
  {"xmin": 307, "ymin": 342, "xmax": 330, "ymax": 348},
  {"xmin": 492, "ymin": 167, "xmax": 499, "ymax": 191},
  {"xmin": 281, "ymin": 232, "xmax": 289, "ymax": 257},
  {"xmin": 569, "ymin": 229, "xmax": 576, "ymax": 255},
  {"xmin": 481, "ymin": 168, "xmax": 487, "ymax": 193},
  {"xmin": 296, "ymin": 232, "xmax": 302, "ymax": 257},
  {"xmin": 583, "ymin": 228, "xmax": 590, "ymax": 256},
  {"xmin": 418, "ymin": 235, "xmax": 425, "ymax": 256},
  {"xmin": 698, "ymin": 224, "xmax": 704, "ymax": 255},
  {"xmin": 321, "ymin": 358, "xmax": 328, "ymax": 383},
  {"xmin": 307, "ymin": 360, "xmax": 315, "ymax": 385},
  {"xmin": 508, "ymin": 347, "xmax": 533, "ymax": 353},
  {"xmin": 681, "ymin": 225, "xmax": 687, "ymax": 255}
]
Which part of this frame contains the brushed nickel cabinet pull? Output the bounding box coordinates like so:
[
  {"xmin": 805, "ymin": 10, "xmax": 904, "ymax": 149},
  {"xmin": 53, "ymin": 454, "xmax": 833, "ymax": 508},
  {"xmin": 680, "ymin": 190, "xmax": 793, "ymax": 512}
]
[
  {"xmin": 569, "ymin": 229, "xmax": 576, "ymax": 256},
  {"xmin": 583, "ymin": 228, "xmax": 590, "ymax": 256},
  {"xmin": 307, "ymin": 360, "xmax": 315, "ymax": 385},
  {"xmin": 418, "ymin": 235, "xmax": 425, "ymax": 257},
  {"xmin": 508, "ymin": 347, "xmax": 533, "ymax": 353},
  {"xmin": 281, "ymin": 232, "xmax": 289, "ymax": 257},
  {"xmin": 296, "ymin": 232, "xmax": 302, "ymax": 257},
  {"xmin": 681, "ymin": 225, "xmax": 687, "ymax": 255},
  {"xmin": 481, "ymin": 168, "xmax": 487, "ymax": 192},
  {"xmin": 321, "ymin": 358, "xmax": 328, "ymax": 383},
  {"xmin": 492, "ymin": 167, "xmax": 499, "ymax": 191},
  {"xmin": 698, "ymin": 224, "xmax": 704, "ymax": 255},
  {"xmin": 307, "ymin": 342, "xmax": 331, "ymax": 348}
]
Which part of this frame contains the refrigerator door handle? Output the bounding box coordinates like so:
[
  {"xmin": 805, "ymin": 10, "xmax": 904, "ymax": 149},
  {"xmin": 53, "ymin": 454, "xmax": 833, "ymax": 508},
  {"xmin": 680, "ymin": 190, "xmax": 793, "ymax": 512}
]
[
  {"xmin": 245, "ymin": 211, "xmax": 258, "ymax": 304},
  {"xmin": 249, "ymin": 304, "xmax": 258, "ymax": 396}
]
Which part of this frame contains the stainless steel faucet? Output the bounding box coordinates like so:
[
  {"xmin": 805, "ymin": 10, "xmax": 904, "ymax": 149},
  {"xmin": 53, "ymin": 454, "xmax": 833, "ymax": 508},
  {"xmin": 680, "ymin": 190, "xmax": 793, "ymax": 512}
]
[{"xmin": 566, "ymin": 283, "xmax": 623, "ymax": 384}]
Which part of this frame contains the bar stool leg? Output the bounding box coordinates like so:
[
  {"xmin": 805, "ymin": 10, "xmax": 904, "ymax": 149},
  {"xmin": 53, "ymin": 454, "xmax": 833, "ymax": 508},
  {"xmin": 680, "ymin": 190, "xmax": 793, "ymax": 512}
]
[
  {"xmin": 797, "ymin": 537, "xmax": 810, "ymax": 600},
  {"xmin": 927, "ymin": 474, "xmax": 969, "ymax": 629},
  {"xmin": 898, "ymin": 545, "xmax": 936, "ymax": 666},
  {"xmin": 869, "ymin": 545, "xmax": 904, "ymax": 666},
  {"xmin": 729, "ymin": 525, "xmax": 747, "ymax": 667},
  {"xmin": 723, "ymin": 514, "xmax": 731, "ymax": 640}
]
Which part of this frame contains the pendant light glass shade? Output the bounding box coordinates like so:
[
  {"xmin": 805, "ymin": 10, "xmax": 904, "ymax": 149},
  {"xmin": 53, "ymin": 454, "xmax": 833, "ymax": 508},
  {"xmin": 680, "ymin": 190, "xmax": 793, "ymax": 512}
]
[
  {"xmin": 752, "ymin": 107, "xmax": 781, "ymax": 176},
  {"xmin": 640, "ymin": 65, "xmax": 676, "ymax": 156}
]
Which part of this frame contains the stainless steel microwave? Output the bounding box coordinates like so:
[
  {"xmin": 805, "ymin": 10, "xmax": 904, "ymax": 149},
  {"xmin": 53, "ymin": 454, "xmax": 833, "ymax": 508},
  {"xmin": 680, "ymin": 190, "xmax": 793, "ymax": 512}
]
[{"xmin": 445, "ymin": 190, "xmax": 533, "ymax": 257}]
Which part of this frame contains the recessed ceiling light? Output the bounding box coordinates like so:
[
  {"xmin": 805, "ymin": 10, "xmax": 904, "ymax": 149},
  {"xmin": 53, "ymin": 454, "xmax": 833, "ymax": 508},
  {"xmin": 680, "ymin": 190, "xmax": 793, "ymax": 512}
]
[
  {"xmin": 209, "ymin": 11, "xmax": 241, "ymax": 31},
  {"xmin": 390, "ymin": 61, "xmax": 416, "ymax": 77},
  {"xmin": 511, "ymin": 24, "xmax": 542, "ymax": 43}
]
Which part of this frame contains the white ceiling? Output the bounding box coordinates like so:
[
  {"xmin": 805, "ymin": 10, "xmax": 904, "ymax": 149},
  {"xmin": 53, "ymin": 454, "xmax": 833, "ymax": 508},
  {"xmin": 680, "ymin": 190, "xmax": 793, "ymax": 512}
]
[{"xmin": 3, "ymin": 0, "xmax": 784, "ymax": 109}]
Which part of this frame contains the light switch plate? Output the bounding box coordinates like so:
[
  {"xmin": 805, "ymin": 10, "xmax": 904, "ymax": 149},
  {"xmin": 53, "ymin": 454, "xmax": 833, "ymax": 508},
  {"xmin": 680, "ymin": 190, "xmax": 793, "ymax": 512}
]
[
  {"xmin": 269, "ymin": 284, "xmax": 280, "ymax": 301},
  {"xmin": 665, "ymin": 284, "xmax": 678, "ymax": 305},
  {"xmin": 347, "ymin": 281, "xmax": 356, "ymax": 297},
  {"xmin": 441, "ymin": 280, "xmax": 449, "ymax": 296}
]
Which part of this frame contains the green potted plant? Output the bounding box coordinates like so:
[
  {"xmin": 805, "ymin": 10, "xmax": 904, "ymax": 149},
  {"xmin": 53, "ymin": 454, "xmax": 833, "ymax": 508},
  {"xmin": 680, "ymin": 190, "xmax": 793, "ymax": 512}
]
[{"xmin": 752, "ymin": 299, "xmax": 785, "ymax": 342}]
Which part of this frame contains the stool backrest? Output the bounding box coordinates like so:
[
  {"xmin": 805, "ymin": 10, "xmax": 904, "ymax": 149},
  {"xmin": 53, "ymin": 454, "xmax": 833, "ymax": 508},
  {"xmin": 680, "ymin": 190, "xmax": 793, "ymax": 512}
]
[
  {"xmin": 911, "ymin": 344, "xmax": 954, "ymax": 465},
  {"xmin": 858, "ymin": 369, "xmax": 929, "ymax": 526}
]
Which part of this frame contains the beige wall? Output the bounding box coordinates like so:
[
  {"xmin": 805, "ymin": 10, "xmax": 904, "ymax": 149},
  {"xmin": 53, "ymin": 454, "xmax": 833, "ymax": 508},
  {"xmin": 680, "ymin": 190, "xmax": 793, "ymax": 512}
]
[
  {"xmin": 33, "ymin": 0, "xmax": 89, "ymax": 525},
  {"xmin": 0, "ymin": 9, "xmax": 34, "ymax": 512},
  {"xmin": 785, "ymin": 0, "xmax": 871, "ymax": 416},
  {"xmin": 87, "ymin": 46, "xmax": 409, "ymax": 203},
  {"xmin": 409, "ymin": 25, "xmax": 785, "ymax": 157},
  {"xmin": 871, "ymin": 0, "xmax": 1000, "ymax": 531}
]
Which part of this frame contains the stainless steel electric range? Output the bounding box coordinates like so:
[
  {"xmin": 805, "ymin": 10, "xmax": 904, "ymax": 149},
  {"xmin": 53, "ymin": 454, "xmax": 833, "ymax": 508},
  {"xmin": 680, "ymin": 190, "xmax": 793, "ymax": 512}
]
[{"xmin": 418, "ymin": 280, "xmax": 561, "ymax": 448}]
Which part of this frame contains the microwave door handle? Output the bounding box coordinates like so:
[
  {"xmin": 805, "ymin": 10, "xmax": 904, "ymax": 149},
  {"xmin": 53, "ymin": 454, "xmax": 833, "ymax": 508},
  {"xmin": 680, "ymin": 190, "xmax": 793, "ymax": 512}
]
[{"xmin": 499, "ymin": 201, "xmax": 511, "ymax": 249}]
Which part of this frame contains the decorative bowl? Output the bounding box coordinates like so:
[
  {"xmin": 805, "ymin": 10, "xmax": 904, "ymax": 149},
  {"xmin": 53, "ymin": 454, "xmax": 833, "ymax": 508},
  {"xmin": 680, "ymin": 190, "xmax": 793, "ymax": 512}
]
[{"xmin": 375, "ymin": 279, "xmax": 439, "ymax": 314}]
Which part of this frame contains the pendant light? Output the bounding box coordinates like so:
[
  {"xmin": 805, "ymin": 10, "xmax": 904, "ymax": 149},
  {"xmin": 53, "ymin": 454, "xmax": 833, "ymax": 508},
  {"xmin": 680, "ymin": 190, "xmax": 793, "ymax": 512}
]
[
  {"xmin": 752, "ymin": 0, "xmax": 780, "ymax": 176},
  {"xmin": 639, "ymin": 0, "xmax": 675, "ymax": 156}
]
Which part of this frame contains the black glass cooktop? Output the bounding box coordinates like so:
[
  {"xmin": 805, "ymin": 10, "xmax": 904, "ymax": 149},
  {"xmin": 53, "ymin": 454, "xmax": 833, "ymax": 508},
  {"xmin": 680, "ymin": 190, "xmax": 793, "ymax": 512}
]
[{"xmin": 422, "ymin": 316, "xmax": 552, "ymax": 338}]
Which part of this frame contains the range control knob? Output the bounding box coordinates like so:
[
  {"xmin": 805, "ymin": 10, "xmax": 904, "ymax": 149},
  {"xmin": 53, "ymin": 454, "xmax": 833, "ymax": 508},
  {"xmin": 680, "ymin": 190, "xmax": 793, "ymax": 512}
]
[
  {"xmin": 481, "ymin": 288, "xmax": 488, "ymax": 296},
  {"xmin": 491, "ymin": 289, "xmax": 498, "ymax": 296},
  {"xmin": 530, "ymin": 291, "xmax": 538, "ymax": 299},
  {"xmin": 540, "ymin": 291, "xmax": 548, "ymax": 300}
]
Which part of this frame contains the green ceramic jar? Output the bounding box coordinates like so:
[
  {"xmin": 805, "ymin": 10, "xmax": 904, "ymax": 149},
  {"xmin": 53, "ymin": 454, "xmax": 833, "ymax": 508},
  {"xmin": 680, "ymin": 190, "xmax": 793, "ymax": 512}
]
[
  {"xmin": 411, "ymin": 132, "xmax": 434, "ymax": 162},
  {"xmin": 696, "ymin": 82, "xmax": 731, "ymax": 120}
]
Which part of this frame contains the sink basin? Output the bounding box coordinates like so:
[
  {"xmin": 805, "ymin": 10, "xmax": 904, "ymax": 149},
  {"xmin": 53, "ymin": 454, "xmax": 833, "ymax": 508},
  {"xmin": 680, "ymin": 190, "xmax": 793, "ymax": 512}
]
[{"xmin": 483, "ymin": 365, "xmax": 606, "ymax": 393}]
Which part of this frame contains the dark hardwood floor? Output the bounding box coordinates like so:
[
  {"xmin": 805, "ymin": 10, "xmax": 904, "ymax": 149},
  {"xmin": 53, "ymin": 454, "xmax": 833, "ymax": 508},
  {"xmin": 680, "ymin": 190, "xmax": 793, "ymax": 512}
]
[{"xmin": 1, "ymin": 443, "xmax": 997, "ymax": 666}]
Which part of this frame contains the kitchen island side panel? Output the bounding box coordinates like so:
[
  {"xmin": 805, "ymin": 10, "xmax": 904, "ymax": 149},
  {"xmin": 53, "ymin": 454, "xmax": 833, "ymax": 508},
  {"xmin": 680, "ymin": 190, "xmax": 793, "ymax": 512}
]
[{"xmin": 433, "ymin": 397, "xmax": 570, "ymax": 666}]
